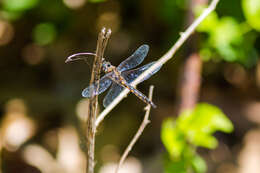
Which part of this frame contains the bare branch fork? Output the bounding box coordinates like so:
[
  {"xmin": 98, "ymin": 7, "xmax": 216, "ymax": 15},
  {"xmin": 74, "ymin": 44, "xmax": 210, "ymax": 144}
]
[
  {"xmin": 86, "ymin": 28, "xmax": 111, "ymax": 173},
  {"xmin": 95, "ymin": 0, "xmax": 220, "ymax": 127},
  {"xmin": 115, "ymin": 85, "xmax": 154, "ymax": 173}
]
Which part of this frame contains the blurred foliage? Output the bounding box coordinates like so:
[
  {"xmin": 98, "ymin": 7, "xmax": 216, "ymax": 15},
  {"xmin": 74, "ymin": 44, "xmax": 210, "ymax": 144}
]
[
  {"xmin": 33, "ymin": 23, "xmax": 57, "ymax": 45},
  {"xmin": 89, "ymin": 0, "xmax": 107, "ymax": 3},
  {"xmin": 195, "ymin": 5, "xmax": 259, "ymax": 67},
  {"xmin": 159, "ymin": 0, "xmax": 188, "ymax": 23},
  {"xmin": 161, "ymin": 103, "xmax": 233, "ymax": 173},
  {"xmin": 242, "ymin": 0, "xmax": 260, "ymax": 31},
  {"xmin": 0, "ymin": 0, "xmax": 39, "ymax": 21},
  {"xmin": 0, "ymin": 0, "xmax": 259, "ymax": 172},
  {"xmin": 2, "ymin": 0, "xmax": 39, "ymax": 11}
]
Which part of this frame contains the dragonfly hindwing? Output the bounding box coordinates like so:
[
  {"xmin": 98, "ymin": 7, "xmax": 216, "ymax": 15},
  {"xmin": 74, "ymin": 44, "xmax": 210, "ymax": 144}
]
[{"xmin": 82, "ymin": 73, "xmax": 112, "ymax": 98}]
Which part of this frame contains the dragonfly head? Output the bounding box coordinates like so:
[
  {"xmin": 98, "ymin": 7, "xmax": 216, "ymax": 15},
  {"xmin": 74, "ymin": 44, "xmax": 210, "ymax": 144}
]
[{"xmin": 102, "ymin": 61, "xmax": 113, "ymax": 72}]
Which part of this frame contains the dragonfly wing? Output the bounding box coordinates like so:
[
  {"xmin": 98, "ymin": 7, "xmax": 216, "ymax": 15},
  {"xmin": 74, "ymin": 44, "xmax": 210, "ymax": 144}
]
[
  {"xmin": 122, "ymin": 61, "xmax": 162, "ymax": 84},
  {"xmin": 117, "ymin": 44, "xmax": 149, "ymax": 72},
  {"xmin": 82, "ymin": 73, "xmax": 112, "ymax": 98},
  {"xmin": 103, "ymin": 82, "xmax": 124, "ymax": 107}
]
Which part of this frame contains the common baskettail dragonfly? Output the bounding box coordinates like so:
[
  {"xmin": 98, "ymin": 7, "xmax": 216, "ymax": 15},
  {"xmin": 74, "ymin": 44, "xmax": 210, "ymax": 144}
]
[{"xmin": 66, "ymin": 44, "xmax": 161, "ymax": 108}]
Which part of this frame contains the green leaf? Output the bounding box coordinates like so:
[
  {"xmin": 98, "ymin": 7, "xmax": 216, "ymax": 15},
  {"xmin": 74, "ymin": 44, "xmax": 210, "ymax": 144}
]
[
  {"xmin": 161, "ymin": 118, "xmax": 186, "ymax": 158},
  {"xmin": 2, "ymin": 0, "xmax": 39, "ymax": 11},
  {"xmin": 191, "ymin": 155, "xmax": 207, "ymax": 173},
  {"xmin": 161, "ymin": 103, "xmax": 233, "ymax": 173},
  {"xmin": 163, "ymin": 154, "xmax": 187, "ymax": 173},
  {"xmin": 210, "ymin": 17, "xmax": 242, "ymax": 48},
  {"xmin": 197, "ymin": 15, "xmax": 258, "ymax": 66},
  {"xmin": 178, "ymin": 103, "xmax": 233, "ymax": 148},
  {"xmin": 242, "ymin": 0, "xmax": 260, "ymax": 31}
]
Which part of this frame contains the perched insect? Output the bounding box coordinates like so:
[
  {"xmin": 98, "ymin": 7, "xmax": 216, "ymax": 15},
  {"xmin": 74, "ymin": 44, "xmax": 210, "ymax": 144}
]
[{"xmin": 66, "ymin": 44, "xmax": 161, "ymax": 108}]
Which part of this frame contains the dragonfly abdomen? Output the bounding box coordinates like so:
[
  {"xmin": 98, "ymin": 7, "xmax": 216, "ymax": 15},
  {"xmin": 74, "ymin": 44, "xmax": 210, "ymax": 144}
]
[
  {"xmin": 128, "ymin": 84, "xmax": 156, "ymax": 108},
  {"xmin": 116, "ymin": 78, "xmax": 156, "ymax": 108}
]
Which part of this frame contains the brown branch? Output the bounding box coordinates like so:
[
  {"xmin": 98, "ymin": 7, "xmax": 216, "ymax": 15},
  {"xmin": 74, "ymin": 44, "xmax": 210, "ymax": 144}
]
[
  {"xmin": 115, "ymin": 85, "xmax": 154, "ymax": 173},
  {"xmin": 178, "ymin": 0, "xmax": 207, "ymax": 113},
  {"xmin": 179, "ymin": 53, "xmax": 202, "ymax": 112},
  {"xmin": 86, "ymin": 28, "xmax": 111, "ymax": 173}
]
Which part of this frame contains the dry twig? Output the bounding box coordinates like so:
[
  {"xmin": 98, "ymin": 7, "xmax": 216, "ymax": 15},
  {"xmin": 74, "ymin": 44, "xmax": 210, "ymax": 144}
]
[
  {"xmin": 95, "ymin": 0, "xmax": 220, "ymax": 127},
  {"xmin": 86, "ymin": 28, "xmax": 111, "ymax": 173},
  {"xmin": 115, "ymin": 85, "xmax": 154, "ymax": 173}
]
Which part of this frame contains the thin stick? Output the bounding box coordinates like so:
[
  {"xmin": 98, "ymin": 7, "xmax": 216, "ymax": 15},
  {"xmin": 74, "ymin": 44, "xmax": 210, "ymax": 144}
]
[
  {"xmin": 115, "ymin": 85, "xmax": 154, "ymax": 173},
  {"xmin": 86, "ymin": 28, "xmax": 111, "ymax": 173},
  {"xmin": 95, "ymin": 0, "xmax": 220, "ymax": 127}
]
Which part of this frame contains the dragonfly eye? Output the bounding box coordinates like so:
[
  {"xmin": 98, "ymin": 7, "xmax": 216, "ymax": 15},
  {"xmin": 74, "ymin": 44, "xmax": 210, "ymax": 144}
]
[
  {"xmin": 102, "ymin": 62, "xmax": 112, "ymax": 72},
  {"xmin": 106, "ymin": 63, "xmax": 112, "ymax": 69}
]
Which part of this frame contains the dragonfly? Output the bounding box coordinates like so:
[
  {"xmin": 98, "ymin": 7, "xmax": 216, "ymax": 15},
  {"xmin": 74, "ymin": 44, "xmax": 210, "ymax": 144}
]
[{"xmin": 66, "ymin": 44, "xmax": 161, "ymax": 108}]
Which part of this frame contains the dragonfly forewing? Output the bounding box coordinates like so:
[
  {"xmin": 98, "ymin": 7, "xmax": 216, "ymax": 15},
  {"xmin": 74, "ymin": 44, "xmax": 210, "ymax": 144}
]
[
  {"xmin": 117, "ymin": 44, "xmax": 149, "ymax": 72},
  {"xmin": 82, "ymin": 73, "xmax": 112, "ymax": 98},
  {"xmin": 123, "ymin": 61, "xmax": 162, "ymax": 83}
]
